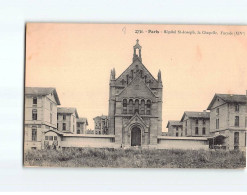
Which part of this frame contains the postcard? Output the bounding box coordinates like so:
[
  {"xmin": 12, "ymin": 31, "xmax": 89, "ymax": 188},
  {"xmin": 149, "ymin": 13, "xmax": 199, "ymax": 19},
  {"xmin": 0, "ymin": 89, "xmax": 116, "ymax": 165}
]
[{"xmin": 24, "ymin": 23, "xmax": 247, "ymax": 168}]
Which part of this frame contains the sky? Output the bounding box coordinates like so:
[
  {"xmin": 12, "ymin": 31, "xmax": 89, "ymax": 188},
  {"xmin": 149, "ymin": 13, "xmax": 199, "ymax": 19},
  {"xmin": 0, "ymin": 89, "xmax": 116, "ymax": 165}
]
[{"xmin": 25, "ymin": 23, "xmax": 247, "ymax": 130}]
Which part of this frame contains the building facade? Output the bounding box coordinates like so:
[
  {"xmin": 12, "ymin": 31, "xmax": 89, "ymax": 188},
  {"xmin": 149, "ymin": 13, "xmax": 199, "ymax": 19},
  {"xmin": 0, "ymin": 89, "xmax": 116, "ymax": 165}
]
[
  {"xmin": 76, "ymin": 117, "xmax": 88, "ymax": 134},
  {"xmin": 57, "ymin": 107, "xmax": 79, "ymax": 134},
  {"xmin": 207, "ymin": 92, "xmax": 247, "ymax": 150},
  {"xmin": 166, "ymin": 121, "xmax": 183, "ymax": 137},
  {"xmin": 93, "ymin": 115, "xmax": 109, "ymax": 135},
  {"xmin": 180, "ymin": 111, "xmax": 210, "ymax": 137},
  {"xmin": 108, "ymin": 40, "xmax": 163, "ymax": 147},
  {"xmin": 24, "ymin": 87, "xmax": 61, "ymax": 150}
]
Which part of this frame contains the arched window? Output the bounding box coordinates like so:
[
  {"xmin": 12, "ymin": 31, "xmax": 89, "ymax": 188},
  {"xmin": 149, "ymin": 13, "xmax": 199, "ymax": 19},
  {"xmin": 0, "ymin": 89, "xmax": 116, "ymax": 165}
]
[
  {"xmin": 128, "ymin": 99, "xmax": 133, "ymax": 114},
  {"xmin": 140, "ymin": 99, "xmax": 145, "ymax": 115},
  {"xmin": 123, "ymin": 99, "xmax": 127, "ymax": 114},
  {"xmin": 134, "ymin": 99, "xmax": 139, "ymax": 114},
  {"xmin": 144, "ymin": 75, "xmax": 147, "ymax": 83},
  {"xmin": 77, "ymin": 130, "xmax": 80, "ymax": 134},
  {"xmin": 146, "ymin": 100, "xmax": 151, "ymax": 115},
  {"xmin": 126, "ymin": 74, "xmax": 129, "ymax": 84}
]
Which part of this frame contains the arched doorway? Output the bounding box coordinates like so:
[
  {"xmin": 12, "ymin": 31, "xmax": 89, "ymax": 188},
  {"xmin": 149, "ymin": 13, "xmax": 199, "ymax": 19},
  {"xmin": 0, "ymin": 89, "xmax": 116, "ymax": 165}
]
[{"xmin": 131, "ymin": 126, "xmax": 141, "ymax": 146}]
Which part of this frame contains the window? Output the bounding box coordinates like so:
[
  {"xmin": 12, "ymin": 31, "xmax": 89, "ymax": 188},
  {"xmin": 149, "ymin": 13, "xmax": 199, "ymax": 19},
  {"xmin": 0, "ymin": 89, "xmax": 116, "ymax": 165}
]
[
  {"xmin": 235, "ymin": 116, "xmax": 239, "ymax": 127},
  {"xmin": 49, "ymin": 136, "xmax": 53, "ymax": 141},
  {"xmin": 195, "ymin": 127, "xmax": 198, "ymax": 135},
  {"xmin": 146, "ymin": 100, "xmax": 151, "ymax": 115},
  {"xmin": 77, "ymin": 130, "xmax": 80, "ymax": 134},
  {"xmin": 196, "ymin": 119, "xmax": 198, "ymax": 124},
  {"xmin": 63, "ymin": 114, "xmax": 66, "ymax": 120},
  {"xmin": 235, "ymin": 104, "xmax": 239, "ymax": 112},
  {"xmin": 216, "ymin": 119, "xmax": 219, "ymax": 129},
  {"xmin": 126, "ymin": 75, "xmax": 129, "ymax": 84},
  {"xmin": 123, "ymin": 99, "xmax": 127, "ymax": 114},
  {"xmin": 54, "ymin": 136, "xmax": 57, "ymax": 140},
  {"xmin": 50, "ymin": 113, "xmax": 52, "ymax": 124},
  {"xmin": 216, "ymin": 108, "xmax": 219, "ymax": 115},
  {"xmin": 202, "ymin": 127, "xmax": 206, "ymax": 135},
  {"xmin": 31, "ymin": 147, "xmax": 36, "ymax": 150},
  {"xmin": 203, "ymin": 119, "xmax": 205, "ymax": 125},
  {"xmin": 140, "ymin": 100, "xmax": 145, "ymax": 115},
  {"xmin": 32, "ymin": 128, "xmax": 37, "ymax": 141},
  {"xmin": 45, "ymin": 136, "xmax": 48, "ymax": 140},
  {"xmin": 32, "ymin": 109, "xmax": 37, "ymax": 120},
  {"xmin": 176, "ymin": 133, "xmax": 178, "ymax": 137},
  {"xmin": 234, "ymin": 132, "xmax": 239, "ymax": 145},
  {"xmin": 63, "ymin": 123, "xmax": 66, "ymax": 130},
  {"xmin": 129, "ymin": 99, "xmax": 133, "ymax": 114},
  {"xmin": 77, "ymin": 123, "xmax": 80, "ymax": 127},
  {"xmin": 33, "ymin": 97, "xmax": 37, "ymax": 105},
  {"xmin": 57, "ymin": 123, "xmax": 59, "ymax": 129},
  {"xmin": 176, "ymin": 127, "xmax": 178, "ymax": 131},
  {"xmin": 73, "ymin": 125, "xmax": 75, "ymax": 132},
  {"xmin": 134, "ymin": 99, "xmax": 139, "ymax": 114}
]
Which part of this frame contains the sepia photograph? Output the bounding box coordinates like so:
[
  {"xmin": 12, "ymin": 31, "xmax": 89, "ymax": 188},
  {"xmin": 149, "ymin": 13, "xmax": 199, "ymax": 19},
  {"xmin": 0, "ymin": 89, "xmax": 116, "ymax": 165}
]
[{"xmin": 24, "ymin": 23, "xmax": 247, "ymax": 168}]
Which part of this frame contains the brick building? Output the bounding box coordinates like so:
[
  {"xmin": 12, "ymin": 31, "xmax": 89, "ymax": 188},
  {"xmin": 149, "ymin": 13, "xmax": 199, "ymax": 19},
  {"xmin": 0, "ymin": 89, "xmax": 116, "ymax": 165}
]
[
  {"xmin": 24, "ymin": 87, "xmax": 61, "ymax": 150},
  {"xmin": 166, "ymin": 121, "xmax": 183, "ymax": 137},
  {"xmin": 180, "ymin": 111, "xmax": 210, "ymax": 137},
  {"xmin": 57, "ymin": 107, "xmax": 79, "ymax": 134},
  {"xmin": 76, "ymin": 117, "xmax": 88, "ymax": 134},
  {"xmin": 207, "ymin": 92, "xmax": 247, "ymax": 150},
  {"xmin": 93, "ymin": 115, "xmax": 109, "ymax": 135},
  {"xmin": 108, "ymin": 40, "xmax": 163, "ymax": 147}
]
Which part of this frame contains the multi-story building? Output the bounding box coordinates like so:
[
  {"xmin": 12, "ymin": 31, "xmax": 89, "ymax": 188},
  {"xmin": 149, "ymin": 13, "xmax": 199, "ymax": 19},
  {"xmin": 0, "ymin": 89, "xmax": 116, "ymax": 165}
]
[
  {"xmin": 180, "ymin": 111, "xmax": 210, "ymax": 137},
  {"xmin": 57, "ymin": 107, "xmax": 79, "ymax": 134},
  {"xmin": 207, "ymin": 92, "xmax": 247, "ymax": 150},
  {"xmin": 93, "ymin": 115, "xmax": 109, "ymax": 135},
  {"xmin": 76, "ymin": 117, "xmax": 88, "ymax": 134},
  {"xmin": 108, "ymin": 40, "xmax": 163, "ymax": 147},
  {"xmin": 24, "ymin": 87, "xmax": 61, "ymax": 150},
  {"xmin": 166, "ymin": 120, "xmax": 183, "ymax": 137}
]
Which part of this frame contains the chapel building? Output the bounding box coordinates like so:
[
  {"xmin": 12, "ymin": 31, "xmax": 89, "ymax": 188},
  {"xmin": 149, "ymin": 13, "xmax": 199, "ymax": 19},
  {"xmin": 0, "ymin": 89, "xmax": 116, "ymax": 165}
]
[{"xmin": 108, "ymin": 40, "xmax": 163, "ymax": 147}]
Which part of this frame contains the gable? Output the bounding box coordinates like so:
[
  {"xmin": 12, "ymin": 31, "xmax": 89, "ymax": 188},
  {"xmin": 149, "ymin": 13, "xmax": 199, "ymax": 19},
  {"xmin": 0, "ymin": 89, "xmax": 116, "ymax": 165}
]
[
  {"xmin": 117, "ymin": 74, "xmax": 157, "ymax": 101},
  {"xmin": 115, "ymin": 60, "xmax": 159, "ymax": 88},
  {"xmin": 207, "ymin": 95, "xmax": 227, "ymax": 110}
]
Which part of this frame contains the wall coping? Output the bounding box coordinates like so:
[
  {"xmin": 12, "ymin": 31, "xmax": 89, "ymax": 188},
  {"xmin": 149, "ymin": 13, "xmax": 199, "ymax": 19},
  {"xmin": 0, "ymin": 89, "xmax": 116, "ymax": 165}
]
[
  {"xmin": 62, "ymin": 134, "xmax": 115, "ymax": 138},
  {"xmin": 157, "ymin": 136, "xmax": 209, "ymax": 141}
]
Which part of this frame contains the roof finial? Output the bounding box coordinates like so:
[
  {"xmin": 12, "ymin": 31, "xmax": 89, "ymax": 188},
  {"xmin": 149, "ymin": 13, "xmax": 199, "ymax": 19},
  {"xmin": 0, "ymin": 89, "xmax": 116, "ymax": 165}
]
[{"xmin": 136, "ymin": 39, "xmax": 139, "ymax": 44}]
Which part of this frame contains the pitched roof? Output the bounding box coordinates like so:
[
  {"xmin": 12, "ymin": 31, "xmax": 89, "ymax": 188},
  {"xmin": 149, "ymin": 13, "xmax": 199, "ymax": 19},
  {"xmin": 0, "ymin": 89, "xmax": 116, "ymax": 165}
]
[
  {"xmin": 93, "ymin": 115, "xmax": 108, "ymax": 120},
  {"xmin": 77, "ymin": 117, "xmax": 88, "ymax": 125},
  {"xmin": 166, "ymin": 120, "xmax": 183, "ymax": 128},
  {"xmin": 57, "ymin": 107, "xmax": 79, "ymax": 118},
  {"xmin": 181, "ymin": 111, "xmax": 210, "ymax": 122},
  {"xmin": 25, "ymin": 87, "xmax": 61, "ymax": 105},
  {"xmin": 207, "ymin": 93, "xmax": 247, "ymax": 110}
]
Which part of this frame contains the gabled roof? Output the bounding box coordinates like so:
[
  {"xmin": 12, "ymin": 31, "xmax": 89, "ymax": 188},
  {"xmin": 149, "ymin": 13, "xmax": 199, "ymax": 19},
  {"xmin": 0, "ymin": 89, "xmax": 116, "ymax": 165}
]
[
  {"xmin": 123, "ymin": 112, "xmax": 148, "ymax": 128},
  {"xmin": 166, "ymin": 120, "xmax": 183, "ymax": 128},
  {"xmin": 207, "ymin": 93, "xmax": 247, "ymax": 110},
  {"xmin": 93, "ymin": 115, "xmax": 108, "ymax": 120},
  {"xmin": 181, "ymin": 111, "xmax": 210, "ymax": 122},
  {"xmin": 25, "ymin": 87, "xmax": 61, "ymax": 105},
  {"xmin": 77, "ymin": 117, "xmax": 88, "ymax": 125},
  {"xmin": 57, "ymin": 107, "xmax": 79, "ymax": 118},
  {"xmin": 117, "ymin": 73, "xmax": 157, "ymax": 99}
]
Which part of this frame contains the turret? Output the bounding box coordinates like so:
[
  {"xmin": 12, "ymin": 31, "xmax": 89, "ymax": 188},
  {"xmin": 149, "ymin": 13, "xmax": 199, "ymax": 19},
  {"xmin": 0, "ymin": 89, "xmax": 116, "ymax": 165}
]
[{"xmin": 133, "ymin": 39, "xmax": 142, "ymax": 62}]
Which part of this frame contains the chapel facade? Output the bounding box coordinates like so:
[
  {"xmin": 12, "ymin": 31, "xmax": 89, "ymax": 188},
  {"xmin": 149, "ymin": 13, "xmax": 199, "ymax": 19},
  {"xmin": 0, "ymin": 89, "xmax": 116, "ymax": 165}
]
[{"xmin": 108, "ymin": 40, "xmax": 163, "ymax": 147}]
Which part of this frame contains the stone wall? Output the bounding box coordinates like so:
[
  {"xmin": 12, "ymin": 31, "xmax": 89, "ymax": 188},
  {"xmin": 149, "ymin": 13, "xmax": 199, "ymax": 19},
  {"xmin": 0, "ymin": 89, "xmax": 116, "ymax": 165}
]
[{"xmin": 157, "ymin": 136, "xmax": 209, "ymax": 150}]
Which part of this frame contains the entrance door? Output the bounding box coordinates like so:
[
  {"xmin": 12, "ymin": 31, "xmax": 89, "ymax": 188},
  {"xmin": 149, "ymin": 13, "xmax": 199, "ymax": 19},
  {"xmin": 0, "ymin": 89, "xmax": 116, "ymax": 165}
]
[{"xmin": 131, "ymin": 127, "xmax": 141, "ymax": 146}]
